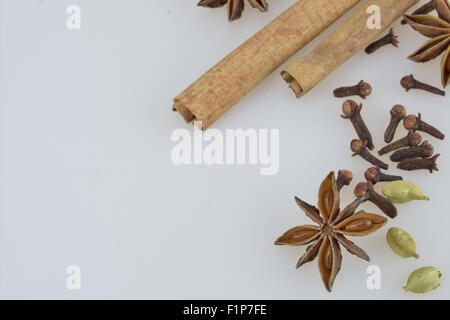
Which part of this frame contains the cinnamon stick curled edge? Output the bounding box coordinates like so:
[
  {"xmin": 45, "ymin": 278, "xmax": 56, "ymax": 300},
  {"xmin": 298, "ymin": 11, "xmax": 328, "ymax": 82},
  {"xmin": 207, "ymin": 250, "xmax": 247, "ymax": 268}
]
[
  {"xmin": 173, "ymin": 0, "xmax": 362, "ymax": 130},
  {"xmin": 281, "ymin": 0, "xmax": 419, "ymax": 98}
]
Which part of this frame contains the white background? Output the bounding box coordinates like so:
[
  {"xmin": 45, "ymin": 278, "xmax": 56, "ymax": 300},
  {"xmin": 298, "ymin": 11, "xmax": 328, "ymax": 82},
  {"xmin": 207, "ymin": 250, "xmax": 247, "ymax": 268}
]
[{"xmin": 0, "ymin": 0, "xmax": 449, "ymax": 299}]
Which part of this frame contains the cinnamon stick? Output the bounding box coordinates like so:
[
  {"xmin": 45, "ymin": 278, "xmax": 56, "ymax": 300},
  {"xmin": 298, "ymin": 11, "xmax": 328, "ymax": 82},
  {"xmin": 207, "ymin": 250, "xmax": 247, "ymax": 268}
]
[
  {"xmin": 173, "ymin": 0, "xmax": 362, "ymax": 130},
  {"xmin": 281, "ymin": 0, "xmax": 419, "ymax": 98}
]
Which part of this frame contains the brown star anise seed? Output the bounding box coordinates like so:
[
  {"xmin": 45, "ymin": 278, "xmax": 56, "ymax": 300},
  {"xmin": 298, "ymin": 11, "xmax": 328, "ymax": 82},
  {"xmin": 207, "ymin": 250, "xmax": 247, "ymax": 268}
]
[
  {"xmin": 404, "ymin": 0, "xmax": 450, "ymax": 87},
  {"xmin": 275, "ymin": 172, "xmax": 387, "ymax": 292},
  {"xmin": 198, "ymin": 0, "xmax": 268, "ymax": 22}
]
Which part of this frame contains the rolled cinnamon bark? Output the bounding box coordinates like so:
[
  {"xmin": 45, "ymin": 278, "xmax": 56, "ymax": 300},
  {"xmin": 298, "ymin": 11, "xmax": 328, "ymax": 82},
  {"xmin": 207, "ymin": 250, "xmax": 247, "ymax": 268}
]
[
  {"xmin": 173, "ymin": 0, "xmax": 361, "ymax": 130},
  {"xmin": 281, "ymin": 0, "xmax": 419, "ymax": 98}
]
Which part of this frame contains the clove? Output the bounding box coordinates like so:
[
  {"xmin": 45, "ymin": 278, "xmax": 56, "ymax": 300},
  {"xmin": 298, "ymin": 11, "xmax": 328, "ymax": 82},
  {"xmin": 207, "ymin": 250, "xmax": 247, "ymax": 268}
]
[
  {"xmin": 401, "ymin": 74, "xmax": 446, "ymax": 96},
  {"xmin": 334, "ymin": 80, "xmax": 372, "ymax": 99},
  {"xmin": 354, "ymin": 182, "xmax": 398, "ymax": 218},
  {"xmin": 403, "ymin": 113, "xmax": 445, "ymax": 140},
  {"xmin": 365, "ymin": 28, "xmax": 399, "ymax": 54},
  {"xmin": 390, "ymin": 142, "xmax": 434, "ymax": 162},
  {"xmin": 398, "ymin": 154, "xmax": 440, "ymax": 173},
  {"xmin": 378, "ymin": 131, "xmax": 422, "ymax": 156},
  {"xmin": 342, "ymin": 100, "xmax": 375, "ymax": 150},
  {"xmin": 336, "ymin": 170, "xmax": 353, "ymax": 191},
  {"xmin": 384, "ymin": 104, "xmax": 407, "ymax": 143},
  {"xmin": 401, "ymin": 0, "xmax": 436, "ymax": 24},
  {"xmin": 351, "ymin": 139, "xmax": 389, "ymax": 170},
  {"xmin": 364, "ymin": 166, "xmax": 403, "ymax": 185}
]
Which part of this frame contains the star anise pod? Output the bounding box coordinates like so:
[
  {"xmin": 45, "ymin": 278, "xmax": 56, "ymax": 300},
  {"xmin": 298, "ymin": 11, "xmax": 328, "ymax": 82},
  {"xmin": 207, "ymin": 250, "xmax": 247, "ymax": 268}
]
[
  {"xmin": 275, "ymin": 172, "xmax": 387, "ymax": 292},
  {"xmin": 197, "ymin": 0, "xmax": 268, "ymax": 22},
  {"xmin": 404, "ymin": 0, "xmax": 450, "ymax": 87}
]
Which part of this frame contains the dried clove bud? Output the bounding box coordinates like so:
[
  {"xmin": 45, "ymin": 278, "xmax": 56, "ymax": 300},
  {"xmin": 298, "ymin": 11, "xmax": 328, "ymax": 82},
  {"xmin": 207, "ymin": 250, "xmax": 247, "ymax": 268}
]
[
  {"xmin": 342, "ymin": 100, "xmax": 374, "ymax": 150},
  {"xmin": 364, "ymin": 166, "xmax": 403, "ymax": 185},
  {"xmin": 365, "ymin": 28, "xmax": 399, "ymax": 54},
  {"xmin": 401, "ymin": 74, "xmax": 446, "ymax": 96},
  {"xmin": 336, "ymin": 170, "xmax": 353, "ymax": 191},
  {"xmin": 390, "ymin": 142, "xmax": 434, "ymax": 162},
  {"xmin": 398, "ymin": 154, "xmax": 440, "ymax": 173},
  {"xmin": 351, "ymin": 139, "xmax": 389, "ymax": 170},
  {"xmin": 354, "ymin": 182, "xmax": 398, "ymax": 219},
  {"xmin": 384, "ymin": 105, "xmax": 407, "ymax": 143},
  {"xmin": 401, "ymin": 0, "xmax": 436, "ymax": 24},
  {"xmin": 403, "ymin": 113, "xmax": 446, "ymax": 140},
  {"xmin": 334, "ymin": 81, "xmax": 372, "ymax": 99},
  {"xmin": 378, "ymin": 131, "xmax": 422, "ymax": 156}
]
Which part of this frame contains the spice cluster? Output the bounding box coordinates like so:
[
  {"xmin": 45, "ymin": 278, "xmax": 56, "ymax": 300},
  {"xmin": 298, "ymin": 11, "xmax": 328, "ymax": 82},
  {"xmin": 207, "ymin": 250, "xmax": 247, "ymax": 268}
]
[
  {"xmin": 192, "ymin": 0, "xmax": 448, "ymax": 295},
  {"xmin": 275, "ymin": 1, "xmax": 448, "ymax": 292}
]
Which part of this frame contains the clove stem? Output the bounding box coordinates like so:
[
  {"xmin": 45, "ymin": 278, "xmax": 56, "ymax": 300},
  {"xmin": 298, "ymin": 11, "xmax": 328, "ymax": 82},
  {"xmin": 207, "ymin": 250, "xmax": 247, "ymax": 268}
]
[{"xmin": 365, "ymin": 28, "xmax": 398, "ymax": 54}]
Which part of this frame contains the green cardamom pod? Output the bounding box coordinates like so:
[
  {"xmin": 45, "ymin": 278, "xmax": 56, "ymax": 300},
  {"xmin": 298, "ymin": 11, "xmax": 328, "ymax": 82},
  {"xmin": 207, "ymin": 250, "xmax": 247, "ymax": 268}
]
[
  {"xmin": 386, "ymin": 227, "xmax": 419, "ymax": 258},
  {"xmin": 382, "ymin": 181, "xmax": 429, "ymax": 204},
  {"xmin": 403, "ymin": 267, "xmax": 441, "ymax": 293}
]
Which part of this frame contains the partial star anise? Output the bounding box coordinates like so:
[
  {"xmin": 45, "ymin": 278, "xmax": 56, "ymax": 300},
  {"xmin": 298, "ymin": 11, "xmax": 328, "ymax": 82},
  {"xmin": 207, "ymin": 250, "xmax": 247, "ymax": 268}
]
[
  {"xmin": 197, "ymin": 0, "xmax": 268, "ymax": 22},
  {"xmin": 275, "ymin": 171, "xmax": 387, "ymax": 292},
  {"xmin": 404, "ymin": 0, "xmax": 450, "ymax": 87}
]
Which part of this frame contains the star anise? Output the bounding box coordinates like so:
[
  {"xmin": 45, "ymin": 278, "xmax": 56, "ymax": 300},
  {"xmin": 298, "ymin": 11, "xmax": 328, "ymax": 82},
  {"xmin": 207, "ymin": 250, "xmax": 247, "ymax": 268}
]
[
  {"xmin": 275, "ymin": 172, "xmax": 387, "ymax": 292},
  {"xmin": 404, "ymin": 0, "xmax": 450, "ymax": 87},
  {"xmin": 197, "ymin": 0, "xmax": 268, "ymax": 22}
]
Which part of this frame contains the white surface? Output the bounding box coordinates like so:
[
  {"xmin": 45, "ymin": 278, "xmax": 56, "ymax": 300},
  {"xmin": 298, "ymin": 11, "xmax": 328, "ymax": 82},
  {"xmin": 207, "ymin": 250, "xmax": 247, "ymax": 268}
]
[{"xmin": 0, "ymin": 0, "xmax": 449, "ymax": 299}]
